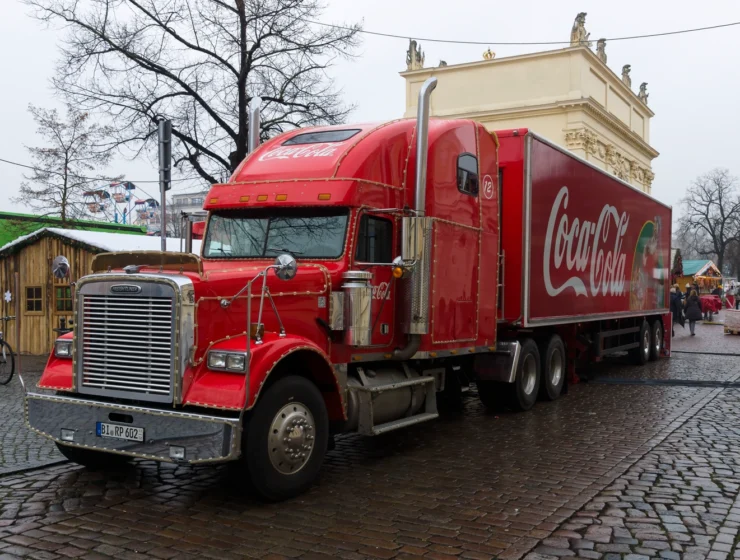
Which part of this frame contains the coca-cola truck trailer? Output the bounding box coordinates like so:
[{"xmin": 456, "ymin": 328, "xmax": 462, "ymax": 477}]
[{"xmin": 26, "ymin": 79, "xmax": 671, "ymax": 500}]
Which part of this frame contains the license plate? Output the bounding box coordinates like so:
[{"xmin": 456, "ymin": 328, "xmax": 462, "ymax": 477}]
[{"xmin": 96, "ymin": 422, "xmax": 144, "ymax": 442}]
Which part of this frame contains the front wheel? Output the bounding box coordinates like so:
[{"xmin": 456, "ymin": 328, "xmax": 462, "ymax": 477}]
[
  {"xmin": 243, "ymin": 375, "xmax": 328, "ymax": 502},
  {"xmin": 0, "ymin": 341, "xmax": 15, "ymax": 385},
  {"xmin": 55, "ymin": 443, "xmax": 130, "ymax": 469}
]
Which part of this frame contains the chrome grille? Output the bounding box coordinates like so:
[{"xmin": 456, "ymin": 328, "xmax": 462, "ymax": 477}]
[{"xmin": 79, "ymin": 293, "xmax": 174, "ymax": 402}]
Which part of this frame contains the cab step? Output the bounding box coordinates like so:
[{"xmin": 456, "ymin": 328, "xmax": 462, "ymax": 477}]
[{"xmin": 370, "ymin": 412, "xmax": 439, "ymax": 435}]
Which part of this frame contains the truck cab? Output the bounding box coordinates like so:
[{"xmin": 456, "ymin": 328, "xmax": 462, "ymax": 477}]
[{"xmin": 28, "ymin": 80, "xmax": 506, "ymax": 500}]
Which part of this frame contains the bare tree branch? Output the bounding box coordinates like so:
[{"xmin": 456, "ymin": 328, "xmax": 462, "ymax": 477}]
[
  {"xmin": 25, "ymin": 0, "xmax": 362, "ymax": 185},
  {"xmin": 11, "ymin": 104, "xmax": 119, "ymax": 222},
  {"xmin": 676, "ymin": 168, "xmax": 740, "ymax": 273}
]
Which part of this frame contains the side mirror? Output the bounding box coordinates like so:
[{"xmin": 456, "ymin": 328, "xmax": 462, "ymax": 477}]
[
  {"xmin": 52, "ymin": 256, "xmax": 70, "ymax": 279},
  {"xmin": 274, "ymin": 254, "xmax": 297, "ymax": 281}
]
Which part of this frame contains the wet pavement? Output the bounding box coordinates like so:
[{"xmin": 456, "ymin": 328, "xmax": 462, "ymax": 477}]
[
  {"xmin": 0, "ymin": 356, "xmax": 64, "ymax": 475},
  {"xmin": 0, "ymin": 332, "xmax": 738, "ymax": 559}
]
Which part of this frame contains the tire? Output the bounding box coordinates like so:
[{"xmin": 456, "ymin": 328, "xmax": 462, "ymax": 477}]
[
  {"xmin": 630, "ymin": 320, "xmax": 650, "ymax": 365},
  {"xmin": 649, "ymin": 320, "xmax": 663, "ymax": 361},
  {"xmin": 0, "ymin": 341, "xmax": 14, "ymax": 385},
  {"xmin": 539, "ymin": 335, "xmax": 566, "ymax": 401},
  {"xmin": 506, "ymin": 338, "xmax": 541, "ymax": 411},
  {"xmin": 243, "ymin": 375, "xmax": 328, "ymax": 502},
  {"xmin": 55, "ymin": 443, "xmax": 130, "ymax": 469}
]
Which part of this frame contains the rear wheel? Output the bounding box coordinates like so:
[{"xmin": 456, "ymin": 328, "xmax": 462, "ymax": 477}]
[
  {"xmin": 630, "ymin": 320, "xmax": 650, "ymax": 365},
  {"xmin": 649, "ymin": 320, "xmax": 663, "ymax": 361},
  {"xmin": 539, "ymin": 335, "xmax": 565, "ymax": 401},
  {"xmin": 243, "ymin": 375, "xmax": 328, "ymax": 502},
  {"xmin": 55, "ymin": 443, "xmax": 130, "ymax": 469},
  {"xmin": 0, "ymin": 341, "xmax": 14, "ymax": 385},
  {"xmin": 505, "ymin": 338, "xmax": 540, "ymax": 411}
]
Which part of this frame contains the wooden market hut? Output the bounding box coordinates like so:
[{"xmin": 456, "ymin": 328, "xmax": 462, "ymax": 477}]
[
  {"xmin": 675, "ymin": 259, "xmax": 723, "ymax": 294},
  {"xmin": 0, "ymin": 228, "xmax": 199, "ymax": 355}
]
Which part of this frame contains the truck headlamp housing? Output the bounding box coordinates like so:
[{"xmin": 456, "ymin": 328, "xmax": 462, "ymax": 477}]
[
  {"xmin": 54, "ymin": 339, "xmax": 73, "ymax": 359},
  {"xmin": 226, "ymin": 354, "xmax": 246, "ymax": 371},
  {"xmin": 207, "ymin": 351, "xmax": 247, "ymax": 372},
  {"xmin": 207, "ymin": 352, "xmax": 226, "ymax": 369}
]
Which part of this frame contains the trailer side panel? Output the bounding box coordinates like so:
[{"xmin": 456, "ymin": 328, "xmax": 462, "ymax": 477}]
[{"xmin": 524, "ymin": 134, "xmax": 671, "ymax": 325}]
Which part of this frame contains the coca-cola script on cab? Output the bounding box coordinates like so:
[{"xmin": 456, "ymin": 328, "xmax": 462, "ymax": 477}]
[
  {"xmin": 543, "ymin": 186, "xmax": 629, "ymax": 298},
  {"xmin": 258, "ymin": 143, "xmax": 342, "ymax": 162}
]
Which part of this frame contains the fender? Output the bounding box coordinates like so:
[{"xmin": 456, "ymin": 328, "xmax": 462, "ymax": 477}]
[
  {"xmin": 38, "ymin": 331, "xmax": 74, "ymax": 391},
  {"xmin": 182, "ymin": 333, "xmax": 345, "ymax": 419}
]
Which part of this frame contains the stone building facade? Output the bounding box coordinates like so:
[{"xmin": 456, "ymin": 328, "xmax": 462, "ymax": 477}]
[{"xmin": 400, "ymin": 45, "xmax": 657, "ymax": 193}]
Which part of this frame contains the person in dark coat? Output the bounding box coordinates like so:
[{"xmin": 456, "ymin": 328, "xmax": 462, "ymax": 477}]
[
  {"xmin": 669, "ymin": 286, "xmax": 684, "ymax": 336},
  {"xmin": 684, "ymin": 289, "xmax": 703, "ymax": 336}
]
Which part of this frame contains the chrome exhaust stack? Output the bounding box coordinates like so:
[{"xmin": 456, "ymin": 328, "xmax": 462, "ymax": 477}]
[
  {"xmin": 398, "ymin": 77, "xmax": 437, "ymax": 340},
  {"xmin": 248, "ymin": 97, "xmax": 262, "ymax": 153},
  {"xmin": 414, "ymin": 78, "xmax": 437, "ymax": 217}
]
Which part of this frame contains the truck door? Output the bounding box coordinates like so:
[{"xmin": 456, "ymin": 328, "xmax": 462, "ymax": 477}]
[{"xmin": 354, "ymin": 213, "xmax": 395, "ymax": 347}]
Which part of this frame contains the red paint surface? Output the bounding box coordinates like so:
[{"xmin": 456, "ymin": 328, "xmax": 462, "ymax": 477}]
[
  {"xmin": 499, "ymin": 132, "xmax": 671, "ymax": 324},
  {"xmin": 38, "ymin": 333, "xmax": 74, "ymax": 390}
]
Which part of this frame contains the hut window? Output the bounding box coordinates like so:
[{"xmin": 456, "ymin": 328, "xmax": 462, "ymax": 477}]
[
  {"xmin": 54, "ymin": 286, "xmax": 73, "ymax": 313},
  {"xmin": 25, "ymin": 286, "xmax": 43, "ymax": 314}
]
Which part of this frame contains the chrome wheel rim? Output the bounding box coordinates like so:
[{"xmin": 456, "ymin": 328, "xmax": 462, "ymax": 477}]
[
  {"xmin": 268, "ymin": 402, "xmax": 315, "ymax": 475},
  {"xmin": 522, "ymin": 354, "xmax": 537, "ymax": 395},
  {"xmin": 653, "ymin": 325, "xmax": 662, "ymax": 355},
  {"xmin": 643, "ymin": 329, "xmax": 650, "ymax": 360},
  {"xmin": 549, "ymin": 349, "xmax": 563, "ymax": 387}
]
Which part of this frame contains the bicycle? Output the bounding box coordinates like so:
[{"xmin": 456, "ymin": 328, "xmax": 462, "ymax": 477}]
[{"xmin": 0, "ymin": 315, "xmax": 16, "ymax": 385}]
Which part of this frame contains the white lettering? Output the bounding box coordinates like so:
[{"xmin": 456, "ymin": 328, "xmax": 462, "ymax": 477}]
[
  {"xmin": 543, "ymin": 186, "xmax": 629, "ymax": 298},
  {"xmin": 258, "ymin": 143, "xmax": 342, "ymax": 162},
  {"xmin": 372, "ymin": 282, "xmax": 392, "ymax": 300}
]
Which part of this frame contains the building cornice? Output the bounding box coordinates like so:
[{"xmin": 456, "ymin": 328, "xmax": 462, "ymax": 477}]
[
  {"xmin": 430, "ymin": 98, "xmax": 658, "ymax": 160},
  {"xmin": 401, "ymin": 46, "xmax": 654, "ymax": 119}
]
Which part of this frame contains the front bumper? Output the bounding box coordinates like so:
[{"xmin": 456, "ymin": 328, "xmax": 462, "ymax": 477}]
[{"xmin": 25, "ymin": 393, "xmax": 241, "ymax": 464}]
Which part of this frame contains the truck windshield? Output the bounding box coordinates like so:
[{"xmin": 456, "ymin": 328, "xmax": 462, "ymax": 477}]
[{"xmin": 204, "ymin": 209, "xmax": 349, "ymax": 259}]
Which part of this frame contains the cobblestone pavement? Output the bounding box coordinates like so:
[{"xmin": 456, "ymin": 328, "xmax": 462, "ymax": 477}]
[
  {"xmin": 0, "ymin": 340, "xmax": 739, "ymax": 559},
  {"xmin": 672, "ymin": 319, "xmax": 737, "ymax": 355},
  {"xmin": 0, "ymin": 356, "xmax": 63, "ymax": 475},
  {"xmin": 525, "ymin": 377, "xmax": 740, "ymax": 560}
]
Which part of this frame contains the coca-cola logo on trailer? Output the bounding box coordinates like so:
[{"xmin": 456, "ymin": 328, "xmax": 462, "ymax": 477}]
[
  {"xmin": 258, "ymin": 143, "xmax": 342, "ymax": 162},
  {"xmin": 543, "ymin": 186, "xmax": 629, "ymax": 298}
]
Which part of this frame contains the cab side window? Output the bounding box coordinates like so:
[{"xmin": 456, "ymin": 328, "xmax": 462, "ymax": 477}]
[
  {"xmin": 457, "ymin": 153, "xmax": 479, "ymax": 196},
  {"xmin": 355, "ymin": 215, "xmax": 393, "ymax": 263}
]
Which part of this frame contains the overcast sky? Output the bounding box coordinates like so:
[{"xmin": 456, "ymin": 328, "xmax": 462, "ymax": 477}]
[{"xmin": 1, "ymin": 0, "xmax": 739, "ymax": 222}]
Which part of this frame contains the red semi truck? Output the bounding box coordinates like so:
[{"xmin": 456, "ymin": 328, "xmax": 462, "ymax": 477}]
[{"xmin": 27, "ymin": 79, "xmax": 671, "ymax": 500}]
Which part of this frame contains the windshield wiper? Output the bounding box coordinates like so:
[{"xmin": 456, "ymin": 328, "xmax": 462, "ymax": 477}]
[{"xmin": 265, "ymin": 247, "xmax": 304, "ymax": 256}]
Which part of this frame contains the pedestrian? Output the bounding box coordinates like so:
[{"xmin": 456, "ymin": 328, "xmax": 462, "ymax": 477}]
[
  {"xmin": 712, "ymin": 284, "xmax": 722, "ymax": 297},
  {"xmin": 684, "ymin": 283, "xmax": 691, "ymax": 300},
  {"xmin": 684, "ymin": 289, "xmax": 703, "ymax": 336},
  {"xmin": 669, "ymin": 286, "xmax": 684, "ymax": 336}
]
